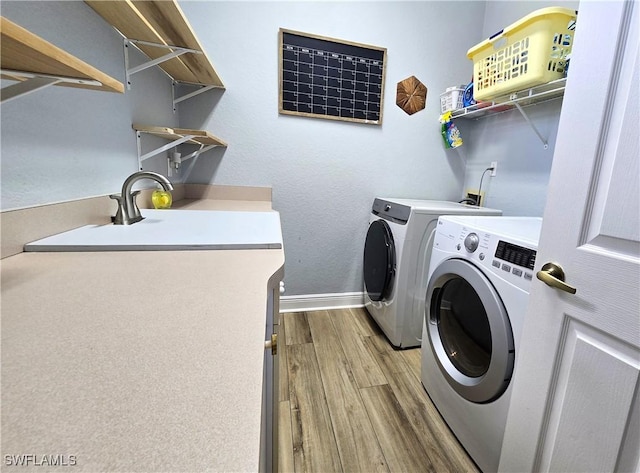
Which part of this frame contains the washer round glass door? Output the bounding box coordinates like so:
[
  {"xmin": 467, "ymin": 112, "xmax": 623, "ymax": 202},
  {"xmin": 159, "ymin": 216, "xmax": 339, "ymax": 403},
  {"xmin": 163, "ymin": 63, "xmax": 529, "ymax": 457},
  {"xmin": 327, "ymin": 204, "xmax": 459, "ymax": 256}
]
[
  {"xmin": 363, "ymin": 219, "xmax": 396, "ymax": 301},
  {"xmin": 426, "ymin": 258, "xmax": 514, "ymax": 403}
]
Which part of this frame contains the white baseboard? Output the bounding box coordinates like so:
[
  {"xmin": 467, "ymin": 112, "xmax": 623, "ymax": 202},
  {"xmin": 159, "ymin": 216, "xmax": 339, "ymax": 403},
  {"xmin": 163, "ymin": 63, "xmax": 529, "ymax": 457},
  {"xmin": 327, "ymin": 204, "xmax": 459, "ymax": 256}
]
[{"xmin": 280, "ymin": 292, "xmax": 365, "ymax": 313}]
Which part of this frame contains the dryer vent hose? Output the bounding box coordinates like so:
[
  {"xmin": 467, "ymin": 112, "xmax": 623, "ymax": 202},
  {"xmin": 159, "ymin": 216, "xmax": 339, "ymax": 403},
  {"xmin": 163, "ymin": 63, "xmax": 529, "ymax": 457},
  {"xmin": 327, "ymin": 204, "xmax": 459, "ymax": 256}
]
[{"xmin": 458, "ymin": 198, "xmax": 478, "ymax": 206}]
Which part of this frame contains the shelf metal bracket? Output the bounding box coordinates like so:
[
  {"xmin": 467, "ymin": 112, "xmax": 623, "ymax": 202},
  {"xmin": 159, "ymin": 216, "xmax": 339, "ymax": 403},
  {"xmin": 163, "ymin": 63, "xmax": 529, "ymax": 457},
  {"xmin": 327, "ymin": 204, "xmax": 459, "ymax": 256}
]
[
  {"xmin": 449, "ymin": 78, "xmax": 565, "ymax": 149},
  {"xmin": 172, "ymin": 82, "xmax": 219, "ymax": 112},
  {"xmin": 513, "ymin": 102, "xmax": 549, "ymax": 149},
  {"xmin": 0, "ymin": 69, "xmax": 102, "ymax": 103},
  {"xmin": 135, "ymin": 130, "xmax": 220, "ymax": 174},
  {"xmin": 122, "ymin": 39, "xmax": 222, "ymax": 108},
  {"xmin": 135, "ymin": 130, "xmax": 196, "ymax": 170},
  {"xmin": 181, "ymin": 144, "xmax": 207, "ymax": 181},
  {"xmin": 181, "ymin": 144, "xmax": 216, "ymax": 163},
  {"xmin": 123, "ymin": 39, "xmax": 202, "ymax": 90}
]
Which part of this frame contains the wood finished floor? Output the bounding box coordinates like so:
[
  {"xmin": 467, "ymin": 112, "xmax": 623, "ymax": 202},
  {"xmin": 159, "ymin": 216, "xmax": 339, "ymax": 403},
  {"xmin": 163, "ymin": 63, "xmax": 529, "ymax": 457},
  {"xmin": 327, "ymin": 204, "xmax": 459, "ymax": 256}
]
[{"xmin": 277, "ymin": 307, "xmax": 480, "ymax": 473}]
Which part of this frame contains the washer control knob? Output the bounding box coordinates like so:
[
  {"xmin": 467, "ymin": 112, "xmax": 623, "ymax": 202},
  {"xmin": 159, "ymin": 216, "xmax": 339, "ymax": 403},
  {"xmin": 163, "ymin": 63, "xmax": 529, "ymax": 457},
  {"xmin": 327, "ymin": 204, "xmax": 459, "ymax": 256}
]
[
  {"xmin": 464, "ymin": 233, "xmax": 480, "ymax": 252},
  {"xmin": 384, "ymin": 204, "xmax": 391, "ymax": 211}
]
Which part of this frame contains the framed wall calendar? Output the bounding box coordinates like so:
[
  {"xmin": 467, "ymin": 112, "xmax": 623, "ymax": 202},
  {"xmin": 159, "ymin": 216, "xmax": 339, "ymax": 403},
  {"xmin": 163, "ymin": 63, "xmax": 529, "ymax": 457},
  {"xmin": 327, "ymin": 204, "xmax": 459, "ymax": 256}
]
[{"xmin": 279, "ymin": 29, "xmax": 387, "ymax": 125}]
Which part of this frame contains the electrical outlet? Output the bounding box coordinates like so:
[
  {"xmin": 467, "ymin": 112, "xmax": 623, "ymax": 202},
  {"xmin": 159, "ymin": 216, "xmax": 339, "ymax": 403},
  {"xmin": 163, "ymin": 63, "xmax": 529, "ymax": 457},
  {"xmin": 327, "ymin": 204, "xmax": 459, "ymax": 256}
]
[
  {"xmin": 466, "ymin": 190, "xmax": 483, "ymax": 206},
  {"xmin": 490, "ymin": 161, "xmax": 498, "ymax": 177}
]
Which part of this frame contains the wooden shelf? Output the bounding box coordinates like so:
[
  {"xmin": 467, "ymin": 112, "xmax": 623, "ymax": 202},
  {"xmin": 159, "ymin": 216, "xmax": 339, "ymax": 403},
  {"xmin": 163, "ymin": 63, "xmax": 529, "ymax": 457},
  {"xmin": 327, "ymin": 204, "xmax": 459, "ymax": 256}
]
[
  {"xmin": 0, "ymin": 16, "xmax": 124, "ymax": 102},
  {"xmin": 132, "ymin": 124, "xmax": 227, "ymax": 177},
  {"xmin": 85, "ymin": 0, "xmax": 224, "ymax": 88},
  {"xmin": 132, "ymin": 124, "xmax": 227, "ymax": 179},
  {"xmin": 133, "ymin": 124, "xmax": 227, "ymax": 147}
]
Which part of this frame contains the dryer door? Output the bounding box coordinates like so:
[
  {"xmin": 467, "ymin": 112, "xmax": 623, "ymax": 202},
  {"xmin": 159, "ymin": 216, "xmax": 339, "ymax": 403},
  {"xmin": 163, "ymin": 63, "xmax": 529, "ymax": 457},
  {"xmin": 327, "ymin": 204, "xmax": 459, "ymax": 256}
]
[
  {"xmin": 363, "ymin": 219, "xmax": 396, "ymax": 302},
  {"xmin": 425, "ymin": 258, "xmax": 514, "ymax": 403}
]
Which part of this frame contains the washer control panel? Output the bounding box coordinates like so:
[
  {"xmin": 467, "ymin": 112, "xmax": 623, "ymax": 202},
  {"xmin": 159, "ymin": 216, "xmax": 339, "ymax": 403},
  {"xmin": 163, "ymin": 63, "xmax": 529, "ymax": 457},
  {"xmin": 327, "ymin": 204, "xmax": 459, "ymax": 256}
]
[
  {"xmin": 495, "ymin": 240, "xmax": 537, "ymax": 270},
  {"xmin": 433, "ymin": 216, "xmax": 541, "ymax": 292},
  {"xmin": 371, "ymin": 198, "xmax": 410, "ymax": 225}
]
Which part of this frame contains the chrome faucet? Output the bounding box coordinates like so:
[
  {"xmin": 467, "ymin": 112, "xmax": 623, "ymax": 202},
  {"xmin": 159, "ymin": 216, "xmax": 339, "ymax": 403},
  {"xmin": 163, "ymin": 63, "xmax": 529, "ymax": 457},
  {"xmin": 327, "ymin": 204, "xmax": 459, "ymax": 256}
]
[{"xmin": 110, "ymin": 171, "xmax": 174, "ymax": 225}]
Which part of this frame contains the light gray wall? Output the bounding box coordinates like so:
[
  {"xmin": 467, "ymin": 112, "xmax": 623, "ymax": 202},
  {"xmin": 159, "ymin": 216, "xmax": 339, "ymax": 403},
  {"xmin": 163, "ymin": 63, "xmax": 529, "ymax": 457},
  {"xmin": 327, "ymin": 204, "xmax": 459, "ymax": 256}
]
[
  {"xmin": 460, "ymin": 0, "xmax": 579, "ymax": 216},
  {"xmin": 2, "ymin": 1, "xmax": 577, "ymax": 297},
  {"xmin": 177, "ymin": 1, "xmax": 486, "ymax": 295},
  {"xmin": 0, "ymin": 1, "xmax": 177, "ymax": 210}
]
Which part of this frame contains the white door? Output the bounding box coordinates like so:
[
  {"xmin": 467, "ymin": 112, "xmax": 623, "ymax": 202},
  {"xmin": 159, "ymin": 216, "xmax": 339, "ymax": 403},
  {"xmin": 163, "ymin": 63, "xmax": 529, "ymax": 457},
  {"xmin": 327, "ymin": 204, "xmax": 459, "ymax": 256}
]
[{"xmin": 499, "ymin": 1, "xmax": 640, "ymax": 472}]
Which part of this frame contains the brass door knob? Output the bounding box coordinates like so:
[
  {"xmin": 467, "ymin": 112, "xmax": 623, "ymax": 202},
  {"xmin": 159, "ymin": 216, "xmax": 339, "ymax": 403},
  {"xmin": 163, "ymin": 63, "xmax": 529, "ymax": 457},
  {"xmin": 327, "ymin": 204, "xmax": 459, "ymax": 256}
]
[{"xmin": 536, "ymin": 262, "xmax": 577, "ymax": 294}]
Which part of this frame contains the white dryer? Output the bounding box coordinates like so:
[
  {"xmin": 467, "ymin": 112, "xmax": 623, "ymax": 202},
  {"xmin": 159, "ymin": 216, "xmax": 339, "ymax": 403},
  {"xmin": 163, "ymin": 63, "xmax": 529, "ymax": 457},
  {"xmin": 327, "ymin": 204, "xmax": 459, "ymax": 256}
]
[
  {"xmin": 363, "ymin": 199, "xmax": 501, "ymax": 348},
  {"xmin": 421, "ymin": 215, "xmax": 542, "ymax": 473}
]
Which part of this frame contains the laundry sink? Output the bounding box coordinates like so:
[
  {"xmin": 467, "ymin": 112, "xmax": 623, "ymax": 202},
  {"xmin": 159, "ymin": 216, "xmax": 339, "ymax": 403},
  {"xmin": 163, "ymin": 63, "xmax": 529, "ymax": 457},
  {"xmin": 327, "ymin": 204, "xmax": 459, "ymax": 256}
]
[{"xmin": 24, "ymin": 209, "xmax": 283, "ymax": 252}]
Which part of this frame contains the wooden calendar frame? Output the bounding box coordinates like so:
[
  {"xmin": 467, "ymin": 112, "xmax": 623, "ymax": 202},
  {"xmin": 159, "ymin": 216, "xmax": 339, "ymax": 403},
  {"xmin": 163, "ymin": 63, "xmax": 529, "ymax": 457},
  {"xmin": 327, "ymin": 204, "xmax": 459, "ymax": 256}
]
[{"xmin": 279, "ymin": 28, "xmax": 387, "ymax": 125}]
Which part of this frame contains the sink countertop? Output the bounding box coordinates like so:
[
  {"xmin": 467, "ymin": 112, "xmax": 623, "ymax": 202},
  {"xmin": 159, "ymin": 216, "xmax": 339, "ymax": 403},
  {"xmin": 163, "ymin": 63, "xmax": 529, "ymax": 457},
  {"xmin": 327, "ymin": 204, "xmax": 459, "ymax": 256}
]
[
  {"xmin": 1, "ymin": 195, "xmax": 284, "ymax": 472},
  {"xmin": 0, "ymin": 184, "xmax": 274, "ymax": 259},
  {"xmin": 24, "ymin": 209, "xmax": 283, "ymax": 252}
]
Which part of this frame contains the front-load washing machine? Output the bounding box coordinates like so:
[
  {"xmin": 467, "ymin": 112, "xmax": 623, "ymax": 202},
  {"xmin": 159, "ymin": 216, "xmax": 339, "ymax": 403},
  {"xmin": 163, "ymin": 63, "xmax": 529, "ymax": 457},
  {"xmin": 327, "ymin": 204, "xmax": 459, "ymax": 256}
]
[
  {"xmin": 421, "ymin": 215, "xmax": 542, "ymax": 472},
  {"xmin": 363, "ymin": 198, "xmax": 501, "ymax": 348}
]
